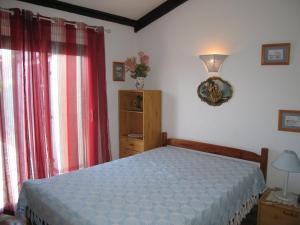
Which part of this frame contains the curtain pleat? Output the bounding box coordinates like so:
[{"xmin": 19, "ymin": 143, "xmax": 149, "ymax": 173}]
[
  {"xmin": 66, "ymin": 24, "xmax": 79, "ymax": 171},
  {"xmin": 0, "ymin": 8, "xmax": 111, "ymax": 213},
  {"xmin": 86, "ymin": 28, "xmax": 111, "ymax": 164}
]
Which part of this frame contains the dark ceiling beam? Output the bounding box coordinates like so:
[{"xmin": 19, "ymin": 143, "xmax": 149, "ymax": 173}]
[
  {"xmin": 134, "ymin": 0, "xmax": 189, "ymax": 32},
  {"xmin": 16, "ymin": 0, "xmax": 191, "ymax": 32},
  {"xmin": 17, "ymin": 0, "xmax": 136, "ymax": 27}
]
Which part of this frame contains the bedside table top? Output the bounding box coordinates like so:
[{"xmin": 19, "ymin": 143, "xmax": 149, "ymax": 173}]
[{"xmin": 261, "ymin": 188, "xmax": 300, "ymax": 210}]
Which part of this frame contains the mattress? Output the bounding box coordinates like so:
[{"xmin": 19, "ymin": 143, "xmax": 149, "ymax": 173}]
[{"xmin": 17, "ymin": 146, "xmax": 265, "ymax": 225}]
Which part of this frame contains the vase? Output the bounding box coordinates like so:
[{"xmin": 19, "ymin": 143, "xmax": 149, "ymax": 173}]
[{"xmin": 135, "ymin": 77, "xmax": 144, "ymax": 90}]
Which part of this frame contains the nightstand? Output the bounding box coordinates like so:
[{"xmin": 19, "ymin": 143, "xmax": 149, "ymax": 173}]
[{"xmin": 257, "ymin": 188, "xmax": 300, "ymax": 225}]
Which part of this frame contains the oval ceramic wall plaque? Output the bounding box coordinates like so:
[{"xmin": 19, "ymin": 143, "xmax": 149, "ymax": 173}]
[{"xmin": 197, "ymin": 77, "xmax": 233, "ymax": 106}]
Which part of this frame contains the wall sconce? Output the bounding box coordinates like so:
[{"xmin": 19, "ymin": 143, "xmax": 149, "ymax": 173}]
[{"xmin": 199, "ymin": 54, "xmax": 228, "ymax": 73}]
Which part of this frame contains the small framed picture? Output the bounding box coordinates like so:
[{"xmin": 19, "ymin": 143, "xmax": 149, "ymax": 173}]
[
  {"xmin": 278, "ymin": 110, "xmax": 300, "ymax": 133},
  {"xmin": 261, "ymin": 43, "xmax": 290, "ymax": 65},
  {"xmin": 113, "ymin": 62, "xmax": 125, "ymax": 81}
]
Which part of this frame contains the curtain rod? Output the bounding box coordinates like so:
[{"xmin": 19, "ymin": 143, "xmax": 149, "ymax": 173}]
[
  {"xmin": 0, "ymin": 8, "xmax": 111, "ymax": 33},
  {"xmin": 0, "ymin": 8, "xmax": 13, "ymax": 15}
]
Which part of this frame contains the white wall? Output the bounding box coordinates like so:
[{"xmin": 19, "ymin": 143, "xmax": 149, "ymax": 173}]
[
  {"xmin": 137, "ymin": 0, "xmax": 300, "ymax": 192},
  {"xmin": 0, "ymin": 0, "xmax": 138, "ymax": 160}
]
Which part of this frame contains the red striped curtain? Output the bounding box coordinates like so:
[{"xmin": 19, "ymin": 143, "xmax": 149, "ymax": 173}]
[{"xmin": 0, "ymin": 9, "xmax": 111, "ymax": 213}]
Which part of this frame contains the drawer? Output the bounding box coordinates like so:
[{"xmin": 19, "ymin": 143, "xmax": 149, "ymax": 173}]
[
  {"xmin": 120, "ymin": 149, "xmax": 140, "ymax": 158},
  {"xmin": 260, "ymin": 204, "xmax": 300, "ymax": 225},
  {"xmin": 120, "ymin": 137, "xmax": 144, "ymax": 152}
]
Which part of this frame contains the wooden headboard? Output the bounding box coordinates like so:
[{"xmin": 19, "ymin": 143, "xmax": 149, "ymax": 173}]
[{"xmin": 161, "ymin": 132, "xmax": 269, "ymax": 180}]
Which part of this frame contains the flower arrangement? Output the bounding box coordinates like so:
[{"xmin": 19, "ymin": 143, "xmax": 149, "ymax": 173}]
[{"xmin": 125, "ymin": 51, "xmax": 150, "ymax": 79}]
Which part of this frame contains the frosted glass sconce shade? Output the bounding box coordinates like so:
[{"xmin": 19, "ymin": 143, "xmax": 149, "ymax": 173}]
[{"xmin": 199, "ymin": 54, "xmax": 228, "ymax": 73}]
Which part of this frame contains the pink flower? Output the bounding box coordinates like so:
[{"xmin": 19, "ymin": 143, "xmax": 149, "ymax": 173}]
[
  {"xmin": 125, "ymin": 57, "xmax": 137, "ymax": 73},
  {"xmin": 138, "ymin": 51, "xmax": 150, "ymax": 64},
  {"xmin": 141, "ymin": 54, "xmax": 149, "ymax": 65},
  {"xmin": 124, "ymin": 51, "xmax": 150, "ymax": 79},
  {"xmin": 138, "ymin": 51, "xmax": 145, "ymax": 57}
]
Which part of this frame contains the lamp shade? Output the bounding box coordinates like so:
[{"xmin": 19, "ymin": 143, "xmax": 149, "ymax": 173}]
[
  {"xmin": 272, "ymin": 150, "xmax": 300, "ymax": 173},
  {"xmin": 199, "ymin": 54, "xmax": 228, "ymax": 73}
]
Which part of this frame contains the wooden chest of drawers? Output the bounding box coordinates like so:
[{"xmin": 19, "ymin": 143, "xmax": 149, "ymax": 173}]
[
  {"xmin": 258, "ymin": 188, "xmax": 300, "ymax": 225},
  {"xmin": 119, "ymin": 137, "xmax": 144, "ymax": 158},
  {"xmin": 119, "ymin": 90, "xmax": 162, "ymax": 158}
]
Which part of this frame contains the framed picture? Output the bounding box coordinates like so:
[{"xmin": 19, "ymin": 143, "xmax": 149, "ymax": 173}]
[
  {"xmin": 261, "ymin": 43, "xmax": 290, "ymax": 65},
  {"xmin": 278, "ymin": 110, "xmax": 300, "ymax": 133},
  {"xmin": 113, "ymin": 62, "xmax": 125, "ymax": 81},
  {"xmin": 197, "ymin": 77, "xmax": 233, "ymax": 106}
]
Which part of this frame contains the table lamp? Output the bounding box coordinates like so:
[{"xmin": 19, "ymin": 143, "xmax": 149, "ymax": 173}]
[{"xmin": 271, "ymin": 150, "xmax": 300, "ymax": 201}]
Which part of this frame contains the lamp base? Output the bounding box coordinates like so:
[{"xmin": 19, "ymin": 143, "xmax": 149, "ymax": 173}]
[{"xmin": 274, "ymin": 190, "xmax": 296, "ymax": 202}]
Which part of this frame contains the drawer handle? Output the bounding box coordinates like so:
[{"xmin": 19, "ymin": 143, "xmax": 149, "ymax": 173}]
[{"xmin": 283, "ymin": 210, "xmax": 298, "ymax": 218}]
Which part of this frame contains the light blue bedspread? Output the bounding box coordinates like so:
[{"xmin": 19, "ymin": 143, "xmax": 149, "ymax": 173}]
[{"xmin": 17, "ymin": 146, "xmax": 265, "ymax": 225}]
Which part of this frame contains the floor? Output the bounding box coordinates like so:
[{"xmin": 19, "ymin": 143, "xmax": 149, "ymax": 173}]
[
  {"xmin": 0, "ymin": 214, "xmax": 13, "ymax": 225},
  {"xmin": 0, "ymin": 214, "xmax": 12, "ymax": 222},
  {"xmin": 241, "ymin": 205, "xmax": 257, "ymax": 225}
]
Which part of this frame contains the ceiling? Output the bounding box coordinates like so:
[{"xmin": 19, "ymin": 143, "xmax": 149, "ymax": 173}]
[
  {"xmin": 17, "ymin": 0, "xmax": 189, "ymax": 32},
  {"xmin": 60, "ymin": 0, "xmax": 166, "ymax": 20}
]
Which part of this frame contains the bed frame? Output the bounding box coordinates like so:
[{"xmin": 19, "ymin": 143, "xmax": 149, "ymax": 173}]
[{"xmin": 161, "ymin": 132, "xmax": 269, "ymax": 180}]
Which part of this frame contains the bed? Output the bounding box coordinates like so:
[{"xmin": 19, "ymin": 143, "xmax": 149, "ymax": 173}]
[{"xmin": 17, "ymin": 132, "xmax": 268, "ymax": 225}]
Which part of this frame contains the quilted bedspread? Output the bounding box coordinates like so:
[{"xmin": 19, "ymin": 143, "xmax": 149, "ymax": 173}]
[{"xmin": 17, "ymin": 146, "xmax": 265, "ymax": 225}]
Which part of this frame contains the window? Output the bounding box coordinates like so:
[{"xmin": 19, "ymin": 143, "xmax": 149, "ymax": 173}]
[{"xmin": 0, "ymin": 9, "xmax": 110, "ymax": 213}]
